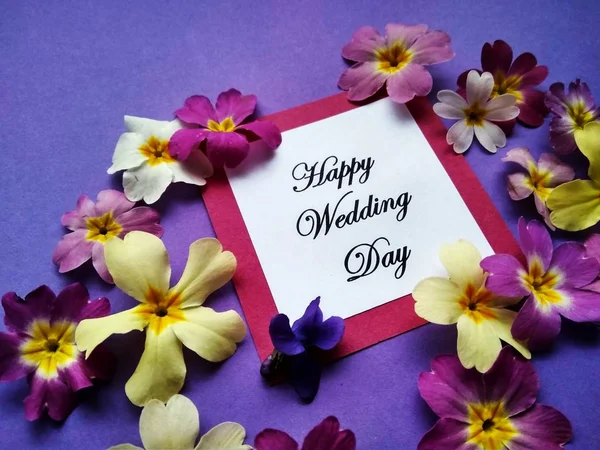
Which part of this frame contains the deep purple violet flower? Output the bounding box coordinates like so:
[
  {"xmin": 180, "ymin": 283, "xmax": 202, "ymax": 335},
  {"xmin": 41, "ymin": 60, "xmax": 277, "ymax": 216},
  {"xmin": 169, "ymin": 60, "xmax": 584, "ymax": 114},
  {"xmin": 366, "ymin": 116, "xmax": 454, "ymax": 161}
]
[{"xmin": 264, "ymin": 297, "xmax": 344, "ymax": 402}]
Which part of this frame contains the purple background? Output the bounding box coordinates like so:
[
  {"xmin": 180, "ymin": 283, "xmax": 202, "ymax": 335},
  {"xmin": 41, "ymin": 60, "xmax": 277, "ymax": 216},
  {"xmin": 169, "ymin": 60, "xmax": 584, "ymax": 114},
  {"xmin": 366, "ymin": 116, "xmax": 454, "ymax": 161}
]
[{"xmin": 1, "ymin": 1, "xmax": 599, "ymax": 448}]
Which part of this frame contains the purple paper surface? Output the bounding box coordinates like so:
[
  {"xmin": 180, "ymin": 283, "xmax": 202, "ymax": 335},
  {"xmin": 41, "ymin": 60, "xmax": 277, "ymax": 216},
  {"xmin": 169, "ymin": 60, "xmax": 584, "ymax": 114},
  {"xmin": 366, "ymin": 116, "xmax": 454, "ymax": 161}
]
[{"xmin": 1, "ymin": 1, "xmax": 599, "ymax": 448}]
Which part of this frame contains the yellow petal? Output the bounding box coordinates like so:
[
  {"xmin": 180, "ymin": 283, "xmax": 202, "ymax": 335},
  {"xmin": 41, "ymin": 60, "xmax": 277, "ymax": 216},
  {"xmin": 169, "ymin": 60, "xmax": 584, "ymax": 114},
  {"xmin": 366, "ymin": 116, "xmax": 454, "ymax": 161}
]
[
  {"xmin": 486, "ymin": 308, "xmax": 531, "ymax": 359},
  {"xmin": 107, "ymin": 445, "xmax": 143, "ymax": 450},
  {"xmin": 172, "ymin": 307, "xmax": 246, "ymax": 363},
  {"xmin": 125, "ymin": 327, "xmax": 186, "ymax": 406},
  {"xmin": 547, "ymin": 180, "xmax": 600, "ymax": 231},
  {"xmin": 170, "ymin": 238, "xmax": 236, "ymax": 308},
  {"xmin": 457, "ymin": 314, "xmax": 502, "ymax": 373},
  {"xmin": 412, "ymin": 277, "xmax": 463, "ymax": 324},
  {"xmin": 139, "ymin": 395, "xmax": 199, "ymax": 450},
  {"xmin": 105, "ymin": 231, "xmax": 171, "ymax": 303},
  {"xmin": 575, "ymin": 122, "xmax": 600, "ymax": 183},
  {"xmin": 195, "ymin": 422, "xmax": 252, "ymax": 450},
  {"xmin": 439, "ymin": 240, "xmax": 484, "ymax": 290},
  {"xmin": 76, "ymin": 308, "xmax": 147, "ymax": 357}
]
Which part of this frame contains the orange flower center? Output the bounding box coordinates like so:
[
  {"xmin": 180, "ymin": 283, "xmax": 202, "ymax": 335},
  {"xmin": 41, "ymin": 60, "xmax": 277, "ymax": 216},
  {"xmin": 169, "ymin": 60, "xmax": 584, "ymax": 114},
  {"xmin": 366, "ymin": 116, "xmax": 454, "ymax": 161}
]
[
  {"xmin": 467, "ymin": 401, "xmax": 517, "ymax": 450},
  {"xmin": 463, "ymin": 102, "xmax": 487, "ymax": 127},
  {"xmin": 526, "ymin": 164, "xmax": 552, "ymax": 201},
  {"xmin": 20, "ymin": 320, "xmax": 77, "ymax": 378},
  {"xmin": 86, "ymin": 211, "xmax": 123, "ymax": 243},
  {"xmin": 492, "ymin": 72, "xmax": 523, "ymax": 102},
  {"xmin": 458, "ymin": 283, "xmax": 497, "ymax": 323},
  {"xmin": 567, "ymin": 101, "xmax": 596, "ymax": 129},
  {"xmin": 521, "ymin": 258, "xmax": 563, "ymax": 307},
  {"xmin": 376, "ymin": 44, "xmax": 412, "ymax": 74},
  {"xmin": 139, "ymin": 136, "xmax": 177, "ymax": 166},
  {"xmin": 134, "ymin": 288, "xmax": 185, "ymax": 334},
  {"xmin": 207, "ymin": 117, "xmax": 236, "ymax": 132}
]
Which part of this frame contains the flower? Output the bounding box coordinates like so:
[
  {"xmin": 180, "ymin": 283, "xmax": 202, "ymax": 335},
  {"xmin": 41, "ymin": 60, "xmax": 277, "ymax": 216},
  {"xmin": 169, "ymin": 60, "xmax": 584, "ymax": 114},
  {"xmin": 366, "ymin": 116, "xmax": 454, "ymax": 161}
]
[
  {"xmin": 547, "ymin": 121, "xmax": 600, "ymax": 230},
  {"xmin": 418, "ymin": 347, "xmax": 572, "ymax": 450},
  {"xmin": 75, "ymin": 231, "xmax": 246, "ymax": 406},
  {"xmin": 545, "ymin": 79, "xmax": 599, "ymax": 154},
  {"xmin": 584, "ymin": 234, "xmax": 600, "ymax": 293},
  {"xmin": 433, "ymin": 71, "xmax": 519, "ymax": 154},
  {"xmin": 481, "ymin": 218, "xmax": 600, "ymax": 350},
  {"xmin": 169, "ymin": 89, "xmax": 282, "ymax": 168},
  {"xmin": 338, "ymin": 24, "xmax": 454, "ymax": 104},
  {"xmin": 457, "ymin": 40, "xmax": 549, "ymax": 127},
  {"xmin": 52, "ymin": 189, "xmax": 163, "ymax": 283},
  {"xmin": 108, "ymin": 116, "xmax": 214, "ymax": 204},
  {"xmin": 413, "ymin": 240, "xmax": 529, "ymax": 372},
  {"xmin": 502, "ymin": 147, "xmax": 574, "ymax": 229},
  {"xmin": 0, "ymin": 284, "xmax": 113, "ymax": 421},
  {"xmin": 255, "ymin": 416, "xmax": 356, "ymax": 450},
  {"xmin": 262, "ymin": 297, "xmax": 344, "ymax": 402},
  {"xmin": 108, "ymin": 394, "xmax": 251, "ymax": 450}
]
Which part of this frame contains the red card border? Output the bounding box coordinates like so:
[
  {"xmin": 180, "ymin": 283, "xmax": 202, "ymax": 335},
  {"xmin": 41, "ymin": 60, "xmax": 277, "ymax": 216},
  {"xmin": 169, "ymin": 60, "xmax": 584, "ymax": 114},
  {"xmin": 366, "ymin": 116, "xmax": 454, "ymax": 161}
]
[{"xmin": 202, "ymin": 93, "xmax": 521, "ymax": 362}]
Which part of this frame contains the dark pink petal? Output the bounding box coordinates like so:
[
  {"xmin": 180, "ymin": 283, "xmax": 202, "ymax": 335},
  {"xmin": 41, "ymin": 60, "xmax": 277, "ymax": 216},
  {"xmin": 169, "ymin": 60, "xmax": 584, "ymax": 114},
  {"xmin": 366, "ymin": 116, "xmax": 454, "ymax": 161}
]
[
  {"xmin": 331, "ymin": 430, "xmax": 356, "ymax": 450},
  {"xmin": 237, "ymin": 120, "xmax": 282, "ymax": 150},
  {"xmin": 518, "ymin": 66, "xmax": 549, "ymax": 89},
  {"xmin": 410, "ymin": 30, "xmax": 454, "ymax": 65},
  {"xmin": 507, "ymin": 173, "xmax": 534, "ymax": 201},
  {"xmin": 482, "ymin": 347, "xmax": 538, "ymax": 416},
  {"xmin": 91, "ymin": 243, "xmax": 113, "ymax": 284},
  {"xmin": 301, "ymin": 417, "xmax": 356, "ymax": 450},
  {"xmin": 93, "ymin": 189, "xmax": 134, "ymax": 216},
  {"xmin": 118, "ymin": 207, "xmax": 163, "ymax": 236},
  {"xmin": 508, "ymin": 52, "xmax": 537, "ymax": 77},
  {"xmin": 341, "ymin": 26, "xmax": 384, "ymax": 62},
  {"xmin": 78, "ymin": 296, "xmax": 110, "ymax": 321},
  {"xmin": 480, "ymin": 254, "xmax": 529, "ymax": 298},
  {"xmin": 584, "ymin": 279, "xmax": 600, "ymax": 293},
  {"xmin": 418, "ymin": 354, "xmax": 482, "ymax": 421},
  {"xmin": 24, "ymin": 374, "xmax": 75, "ymax": 421},
  {"xmin": 215, "ymin": 88, "xmax": 257, "ymax": 124},
  {"xmin": 338, "ymin": 62, "xmax": 388, "ymax": 102},
  {"xmin": 269, "ymin": 314, "xmax": 305, "ymax": 356},
  {"xmin": 387, "ymin": 63, "xmax": 433, "ymax": 103},
  {"xmin": 0, "ymin": 332, "xmax": 30, "ymax": 381},
  {"xmin": 511, "ymin": 296, "xmax": 561, "ymax": 350},
  {"xmin": 59, "ymin": 359, "xmax": 93, "ymax": 392},
  {"xmin": 550, "ymin": 242, "xmax": 599, "ymax": 288},
  {"xmin": 417, "ymin": 418, "xmax": 474, "ymax": 450},
  {"xmin": 518, "ymin": 218, "xmax": 553, "ymax": 272},
  {"xmin": 549, "ymin": 117, "xmax": 576, "ymax": 154},
  {"xmin": 538, "ymin": 153, "xmax": 575, "ymax": 186},
  {"xmin": 2, "ymin": 292, "xmax": 35, "ymax": 333},
  {"xmin": 174, "ymin": 95, "xmax": 217, "ymax": 127},
  {"xmin": 585, "ymin": 234, "xmax": 600, "ymax": 263},
  {"xmin": 510, "ymin": 404, "xmax": 572, "ymax": 449},
  {"xmin": 168, "ymin": 128, "xmax": 209, "ymax": 160},
  {"xmin": 52, "ymin": 283, "xmax": 89, "ymax": 323},
  {"xmin": 481, "ymin": 40, "xmax": 513, "ymax": 74},
  {"xmin": 24, "ymin": 286, "xmax": 55, "ymax": 320},
  {"xmin": 255, "ymin": 429, "xmax": 299, "ymax": 450},
  {"xmin": 517, "ymin": 89, "xmax": 547, "ymax": 127},
  {"xmin": 61, "ymin": 194, "xmax": 94, "ymax": 231},
  {"xmin": 205, "ymin": 130, "xmax": 250, "ymax": 168},
  {"xmin": 555, "ymin": 287, "xmax": 600, "ymax": 322},
  {"xmin": 83, "ymin": 343, "xmax": 115, "ymax": 381},
  {"xmin": 544, "ymin": 82, "xmax": 567, "ymax": 114},
  {"xmin": 290, "ymin": 352, "xmax": 321, "ymax": 402},
  {"xmin": 52, "ymin": 229, "xmax": 94, "ymax": 273},
  {"xmin": 385, "ymin": 23, "xmax": 428, "ymax": 48}
]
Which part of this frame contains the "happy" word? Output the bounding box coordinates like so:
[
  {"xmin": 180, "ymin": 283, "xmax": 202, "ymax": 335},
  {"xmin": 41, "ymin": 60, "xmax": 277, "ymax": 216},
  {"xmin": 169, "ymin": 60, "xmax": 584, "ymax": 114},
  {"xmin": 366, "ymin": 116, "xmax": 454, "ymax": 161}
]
[{"xmin": 292, "ymin": 155, "xmax": 375, "ymax": 193}]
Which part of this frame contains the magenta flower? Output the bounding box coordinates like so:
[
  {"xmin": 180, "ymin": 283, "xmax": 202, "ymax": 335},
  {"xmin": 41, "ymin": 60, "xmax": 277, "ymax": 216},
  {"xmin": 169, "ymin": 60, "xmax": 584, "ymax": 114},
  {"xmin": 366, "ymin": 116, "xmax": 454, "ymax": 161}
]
[
  {"xmin": 418, "ymin": 347, "xmax": 572, "ymax": 450},
  {"xmin": 457, "ymin": 40, "xmax": 549, "ymax": 127},
  {"xmin": 481, "ymin": 218, "xmax": 600, "ymax": 350},
  {"xmin": 0, "ymin": 284, "xmax": 114, "ymax": 421},
  {"xmin": 338, "ymin": 24, "xmax": 454, "ymax": 104},
  {"xmin": 168, "ymin": 89, "xmax": 282, "ymax": 168},
  {"xmin": 255, "ymin": 416, "xmax": 356, "ymax": 450},
  {"xmin": 584, "ymin": 234, "xmax": 600, "ymax": 293},
  {"xmin": 53, "ymin": 189, "xmax": 163, "ymax": 283},
  {"xmin": 545, "ymin": 79, "xmax": 600, "ymax": 154}
]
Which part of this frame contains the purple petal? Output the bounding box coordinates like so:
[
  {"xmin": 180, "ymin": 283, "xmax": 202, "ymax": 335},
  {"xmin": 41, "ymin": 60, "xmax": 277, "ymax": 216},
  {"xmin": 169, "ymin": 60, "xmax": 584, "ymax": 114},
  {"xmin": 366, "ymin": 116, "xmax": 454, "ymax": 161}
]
[
  {"xmin": 24, "ymin": 374, "xmax": 75, "ymax": 421},
  {"xmin": 386, "ymin": 63, "xmax": 433, "ymax": 103},
  {"xmin": 52, "ymin": 229, "xmax": 94, "ymax": 273},
  {"xmin": 78, "ymin": 296, "xmax": 111, "ymax": 321},
  {"xmin": 301, "ymin": 417, "xmax": 356, "ymax": 450},
  {"xmin": 510, "ymin": 404, "xmax": 572, "ymax": 449},
  {"xmin": 83, "ymin": 343, "xmax": 116, "ymax": 381},
  {"xmin": 269, "ymin": 314, "xmax": 305, "ymax": 356},
  {"xmin": 118, "ymin": 207, "xmax": 163, "ymax": 236},
  {"xmin": 549, "ymin": 116, "xmax": 576, "ymax": 154},
  {"xmin": 2, "ymin": 292, "xmax": 34, "ymax": 333},
  {"xmin": 175, "ymin": 95, "xmax": 217, "ymax": 127},
  {"xmin": 502, "ymin": 146, "xmax": 535, "ymax": 170},
  {"xmin": 568, "ymin": 79, "xmax": 595, "ymax": 108},
  {"xmin": 507, "ymin": 173, "xmax": 534, "ymax": 201},
  {"xmin": 61, "ymin": 194, "xmax": 95, "ymax": 231},
  {"xmin": 91, "ymin": 243, "xmax": 113, "ymax": 284},
  {"xmin": 292, "ymin": 298, "xmax": 325, "ymax": 341},
  {"xmin": 418, "ymin": 354, "xmax": 482, "ymax": 421},
  {"xmin": 237, "ymin": 120, "xmax": 282, "ymax": 150},
  {"xmin": 517, "ymin": 89, "xmax": 547, "ymax": 127},
  {"xmin": 584, "ymin": 234, "xmax": 600, "ymax": 264},
  {"xmin": 537, "ymin": 153, "xmax": 574, "ymax": 186},
  {"xmin": 410, "ymin": 30, "xmax": 454, "ymax": 66},
  {"xmin": 550, "ymin": 242, "xmax": 599, "ymax": 288},
  {"xmin": 312, "ymin": 316, "xmax": 344, "ymax": 351},
  {"xmin": 481, "ymin": 40, "xmax": 513, "ymax": 74},
  {"xmin": 511, "ymin": 296, "xmax": 561, "ymax": 350},
  {"xmin": 545, "ymin": 82, "xmax": 567, "ymax": 114},
  {"xmin": 52, "ymin": 283, "xmax": 89, "ymax": 323},
  {"xmin": 59, "ymin": 358, "xmax": 93, "ymax": 392},
  {"xmin": 555, "ymin": 287, "xmax": 600, "ymax": 322},
  {"xmin": 215, "ymin": 88, "xmax": 257, "ymax": 124},
  {"xmin": 338, "ymin": 62, "xmax": 388, "ymax": 102},
  {"xmin": 341, "ymin": 26, "xmax": 384, "ymax": 62},
  {"xmin": 254, "ymin": 429, "xmax": 299, "ymax": 450},
  {"xmin": 518, "ymin": 218, "xmax": 553, "ymax": 272},
  {"xmin": 384, "ymin": 23, "xmax": 428, "ymax": 48},
  {"xmin": 168, "ymin": 128, "xmax": 209, "ymax": 161},
  {"xmin": 0, "ymin": 332, "xmax": 29, "ymax": 381},
  {"xmin": 205, "ymin": 130, "xmax": 250, "ymax": 168},
  {"xmin": 584, "ymin": 279, "xmax": 600, "ymax": 293},
  {"xmin": 24, "ymin": 286, "xmax": 55, "ymax": 321},
  {"xmin": 417, "ymin": 418, "xmax": 474, "ymax": 450},
  {"xmin": 480, "ymin": 254, "xmax": 529, "ymax": 297},
  {"xmin": 93, "ymin": 189, "xmax": 134, "ymax": 216},
  {"xmin": 290, "ymin": 352, "xmax": 321, "ymax": 403}
]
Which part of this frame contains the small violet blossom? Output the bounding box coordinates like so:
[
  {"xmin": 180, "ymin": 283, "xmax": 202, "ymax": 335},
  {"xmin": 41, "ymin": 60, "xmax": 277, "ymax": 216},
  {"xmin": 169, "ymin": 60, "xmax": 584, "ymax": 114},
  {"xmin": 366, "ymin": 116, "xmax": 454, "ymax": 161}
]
[
  {"xmin": 584, "ymin": 234, "xmax": 600, "ymax": 293},
  {"xmin": 169, "ymin": 89, "xmax": 282, "ymax": 168},
  {"xmin": 457, "ymin": 40, "xmax": 549, "ymax": 127},
  {"xmin": 263, "ymin": 297, "xmax": 344, "ymax": 403},
  {"xmin": 434, "ymin": 70, "xmax": 520, "ymax": 154},
  {"xmin": 545, "ymin": 79, "xmax": 600, "ymax": 154},
  {"xmin": 53, "ymin": 189, "xmax": 163, "ymax": 283},
  {"xmin": 481, "ymin": 218, "xmax": 600, "ymax": 350},
  {"xmin": 255, "ymin": 416, "xmax": 356, "ymax": 450},
  {"xmin": 0, "ymin": 284, "xmax": 114, "ymax": 421},
  {"xmin": 418, "ymin": 347, "xmax": 572, "ymax": 450},
  {"xmin": 338, "ymin": 23, "xmax": 454, "ymax": 104},
  {"xmin": 502, "ymin": 147, "xmax": 574, "ymax": 229}
]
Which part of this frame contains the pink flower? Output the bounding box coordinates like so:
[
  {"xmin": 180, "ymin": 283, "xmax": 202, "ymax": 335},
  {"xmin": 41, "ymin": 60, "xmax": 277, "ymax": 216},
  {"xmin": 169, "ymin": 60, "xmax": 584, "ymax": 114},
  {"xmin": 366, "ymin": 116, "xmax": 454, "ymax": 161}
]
[
  {"xmin": 169, "ymin": 89, "xmax": 282, "ymax": 168},
  {"xmin": 457, "ymin": 40, "xmax": 549, "ymax": 127},
  {"xmin": 0, "ymin": 284, "xmax": 114, "ymax": 421},
  {"xmin": 53, "ymin": 189, "xmax": 163, "ymax": 283},
  {"xmin": 338, "ymin": 24, "xmax": 454, "ymax": 104},
  {"xmin": 502, "ymin": 147, "xmax": 574, "ymax": 229}
]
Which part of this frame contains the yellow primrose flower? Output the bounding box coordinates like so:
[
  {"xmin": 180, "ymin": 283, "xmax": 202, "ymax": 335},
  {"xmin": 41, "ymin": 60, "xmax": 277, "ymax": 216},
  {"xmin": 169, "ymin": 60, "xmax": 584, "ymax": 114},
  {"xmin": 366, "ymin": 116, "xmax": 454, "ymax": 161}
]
[
  {"xmin": 547, "ymin": 121, "xmax": 600, "ymax": 231},
  {"xmin": 75, "ymin": 231, "xmax": 246, "ymax": 406},
  {"xmin": 412, "ymin": 240, "xmax": 530, "ymax": 372}
]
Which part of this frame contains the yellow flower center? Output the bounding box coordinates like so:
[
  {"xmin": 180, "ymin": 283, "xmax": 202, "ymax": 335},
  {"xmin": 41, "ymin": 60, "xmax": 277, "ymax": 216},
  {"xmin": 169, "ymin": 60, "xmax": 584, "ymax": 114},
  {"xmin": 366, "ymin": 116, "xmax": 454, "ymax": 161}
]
[
  {"xmin": 376, "ymin": 44, "xmax": 413, "ymax": 74},
  {"xmin": 134, "ymin": 288, "xmax": 186, "ymax": 334},
  {"xmin": 207, "ymin": 117, "xmax": 236, "ymax": 132},
  {"xmin": 492, "ymin": 72, "xmax": 523, "ymax": 102},
  {"xmin": 526, "ymin": 164, "xmax": 552, "ymax": 202},
  {"xmin": 139, "ymin": 136, "xmax": 177, "ymax": 166},
  {"xmin": 86, "ymin": 211, "xmax": 123, "ymax": 243},
  {"xmin": 521, "ymin": 258, "xmax": 562, "ymax": 307},
  {"xmin": 458, "ymin": 283, "xmax": 497, "ymax": 323},
  {"xmin": 20, "ymin": 320, "xmax": 77, "ymax": 378},
  {"xmin": 567, "ymin": 101, "xmax": 596, "ymax": 130},
  {"xmin": 467, "ymin": 401, "xmax": 517, "ymax": 450},
  {"xmin": 463, "ymin": 102, "xmax": 487, "ymax": 127}
]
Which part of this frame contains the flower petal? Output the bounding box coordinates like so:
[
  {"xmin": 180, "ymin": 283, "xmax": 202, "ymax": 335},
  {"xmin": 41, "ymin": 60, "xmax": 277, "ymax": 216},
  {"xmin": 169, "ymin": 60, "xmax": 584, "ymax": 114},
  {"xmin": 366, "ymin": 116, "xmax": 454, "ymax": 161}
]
[
  {"xmin": 0, "ymin": 332, "xmax": 29, "ymax": 381},
  {"xmin": 385, "ymin": 23, "xmax": 428, "ymax": 47},
  {"xmin": 125, "ymin": 116, "xmax": 172, "ymax": 139},
  {"xmin": 175, "ymin": 95, "xmax": 217, "ymax": 127},
  {"xmin": 196, "ymin": 422, "xmax": 252, "ymax": 450},
  {"xmin": 585, "ymin": 234, "xmax": 600, "ymax": 263},
  {"xmin": 90, "ymin": 243, "xmax": 113, "ymax": 283},
  {"xmin": 474, "ymin": 121, "xmax": 506, "ymax": 153},
  {"xmin": 61, "ymin": 194, "xmax": 95, "ymax": 230},
  {"xmin": 78, "ymin": 296, "xmax": 111, "ymax": 321},
  {"xmin": 289, "ymin": 352, "xmax": 322, "ymax": 402},
  {"xmin": 437, "ymin": 90, "xmax": 468, "ymax": 109},
  {"xmin": 440, "ymin": 240, "xmax": 484, "ymax": 291},
  {"xmin": 338, "ymin": 62, "xmax": 388, "ymax": 101},
  {"xmin": 24, "ymin": 375, "xmax": 75, "ymax": 421},
  {"xmin": 507, "ymin": 173, "xmax": 534, "ymax": 201},
  {"xmin": 518, "ymin": 218, "xmax": 553, "ymax": 271},
  {"xmin": 291, "ymin": 298, "xmax": 323, "ymax": 335},
  {"xmin": 466, "ymin": 71, "xmax": 494, "ymax": 105},
  {"xmin": 511, "ymin": 296, "xmax": 561, "ymax": 350},
  {"xmin": 269, "ymin": 314, "xmax": 305, "ymax": 356},
  {"xmin": 386, "ymin": 63, "xmax": 433, "ymax": 103},
  {"xmin": 215, "ymin": 89, "xmax": 257, "ymax": 124},
  {"xmin": 107, "ymin": 445, "xmax": 144, "ymax": 450},
  {"xmin": 123, "ymin": 162, "xmax": 174, "ymax": 204},
  {"xmin": 59, "ymin": 359, "xmax": 93, "ymax": 392},
  {"xmin": 417, "ymin": 418, "xmax": 474, "ymax": 450},
  {"xmin": 171, "ymin": 306, "xmax": 246, "ymax": 363},
  {"xmin": 481, "ymin": 40, "xmax": 512, "ymax": 75},
  {"xmin": 485, "ymin": 93, "xmax": 517, "ymax": 113},
  {"xmin": 237, "ymin": 120, "xmax": 282, "ymax": 150},
  {"xmin": 554, "ymin": 287, "xmax": 600, "ymax": 322},
  {"xmin": 516, "ymin": 65, "xmax": 549, "ymax": 90},
  {"xmin": 547, "ymin": 180, "xmax": 600, "ymax": 231},
  {"xmin": 83, "ymin": 343, "xmax": 116, "ymax": 381},
  {"xmin": 413, "ymin": 277, "xmax": 463, "ymax": 324},
  {"xmin": 139, "ymin": 395, "xmax": 199, "ymax": 450},
  {"xmin": 168, "ymin": 128, "xmax": 209, "ymax": 161},
  {"xmin": 410, "ymin": 30, "xmax": 454, "ymax": 66},
  {"xmin": 486, "ymin": 309, "xmax": 531, "ymax": 361},
  {"xmin": 118, "ymin": 207, "xmax": 163, "ymax": 237},
  {"xmin": 52, "ymin": 229, "xmax": 94, "ymax": 273},
  {"xmin": 104, "ymin": 231, "xmax": 171, "ymax": 303},
  {"xmin": 254, "ymin": 429, "xmax": 299, "ymax": 450},
  {"xmin": 341, "ymin": 26, "xmax": 384, "ymax": 62},
  {"xmin": 550, "ymin": 242, "xmax": 599, "ymax": 288},
  {"xmin": 2, "ymin": 292, "xmax": 34, "ymax": 333},
  {"xmin": 94, "ymin": 189, "xmax": 135, "ymax": 217},
  {"xmin": 125, "ymin": 327, "xmax": 186, "ymax": 406},
  {"xmin": 507, "ymin": 52, "xmax": 536, "ymax": 76},
  {"xmin": 205, "ymin": 130, "xmax": 250, "ymax": 169},
  {"xmin": 549, "ymin": 116, "xmax": 577, "ymax": 154},
  {"xmin": 481, "ymin": 254, "xmax": 529, "ymax": 298},
  {"xmin": 537, "ymin": 153, "xmax": 575, "ymax": 186},
  {"xmin": 509, "ymin": 404, "xmax": 572, "ymax": 449},
  {"xmin": 447, "ymin": 121, "xmax": 474, "ymax": 154},
  {"xmin": 107, "ymin": 132, "xmax": 147, "ymax": 174},
  {"xmin": 433, "ymin": 102, "xmax": 464, "ymax": 120},
  {"xmin": 170, "ymin": 149, "xmax": 213, "ymax": 186},
  {"xmin": 52, "ymin": 283, "xmax": 89, "ymax": 322},
  {"xmin": 301, "ymin": 416, "xmax": 356, "ymax": 450},
  {"xmin": 575, "ymin": 122, "xmax": 600, "ymax": 184},
  {"xmin": 312, "ymin": 316, "xmax": 345, "ymax": 351},
  {"xmin": 457, "ymin": 314, "xmax": 502, "ymax": 373}
]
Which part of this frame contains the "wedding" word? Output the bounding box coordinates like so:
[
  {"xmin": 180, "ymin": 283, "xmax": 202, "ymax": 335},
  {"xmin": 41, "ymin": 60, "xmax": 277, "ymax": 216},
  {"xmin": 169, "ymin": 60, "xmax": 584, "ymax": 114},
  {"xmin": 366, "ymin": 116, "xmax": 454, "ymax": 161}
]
[
  {"xmin": 292, "ymin": 155, "xmax": 375, "ymax": 193},
  {"xmin": 344, "ymin": 237, "xmax": 411, "ymax": 282},
  {"xmin": 296, "ymin": 190, "xmax": 412, "ymax": 239}
]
